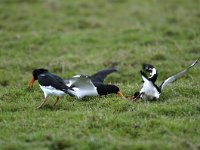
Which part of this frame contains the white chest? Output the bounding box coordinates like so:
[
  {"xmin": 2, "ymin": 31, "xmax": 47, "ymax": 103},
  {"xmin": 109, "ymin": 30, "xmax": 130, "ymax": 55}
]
[
  {"xmin": 140, "ymin": 81, "xmax": 160, "ymax": 100},
  {"xmin": 39, "ymin": 85, "xmax": 65, "ymax": 98}
]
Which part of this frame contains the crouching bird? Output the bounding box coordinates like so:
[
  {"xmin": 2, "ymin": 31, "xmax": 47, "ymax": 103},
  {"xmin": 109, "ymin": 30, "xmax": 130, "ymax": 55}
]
[
  {"xmin": 65, "ymin": 68, "xmax": 125, "ymax": 99},
  {"xmin": 132, "ymin": 58, "xmax": 199, "ymax": 101},
  {"xmin": 29, "ymin": 68, "xmax": 73, "ymax": 109}
]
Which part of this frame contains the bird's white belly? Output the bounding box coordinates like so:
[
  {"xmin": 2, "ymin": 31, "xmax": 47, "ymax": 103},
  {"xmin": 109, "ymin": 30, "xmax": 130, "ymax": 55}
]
[
  {"xmin": 68, "ymin": 87, "xmax": 98, "ymax": 99},
  {"xmin": 140, "ymin": 81, "xmax": 160, "ymax": 100},
  {"xmin": 39, "ymin": 85, "xmax": 65, "ymax": 98}
]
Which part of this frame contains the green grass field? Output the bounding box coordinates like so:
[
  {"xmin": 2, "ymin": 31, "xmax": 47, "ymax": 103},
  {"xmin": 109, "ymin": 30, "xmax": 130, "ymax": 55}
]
[{"xmin": 0, "ymin": 0, "xmax": 200, "ymax": 149}]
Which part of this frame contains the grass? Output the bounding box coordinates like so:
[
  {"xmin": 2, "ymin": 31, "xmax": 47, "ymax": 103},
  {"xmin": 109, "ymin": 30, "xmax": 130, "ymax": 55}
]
[{"xmin": 0, "ymin": 0, "xmax": 200, "ymax": 149}]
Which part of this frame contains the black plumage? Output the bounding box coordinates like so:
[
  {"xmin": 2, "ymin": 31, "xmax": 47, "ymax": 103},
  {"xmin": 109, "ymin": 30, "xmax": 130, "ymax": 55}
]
[
  {"xmin": 91, "ymin": 68, "xmax": 117, "ymax": 83},
  {"xmin": 29, "ymin": 68, "xmax": 72, "ymax": 108},
  {"xmin": 132, "ymin": 58, "xmax": 199, "ymax": 100},
  {"xmin": 65, "ymin": 68, "xmax": 124, "ymax": 98},
  {"xmin": 37, "ymin": 73, "xmax": 71, "ymax": 93}
]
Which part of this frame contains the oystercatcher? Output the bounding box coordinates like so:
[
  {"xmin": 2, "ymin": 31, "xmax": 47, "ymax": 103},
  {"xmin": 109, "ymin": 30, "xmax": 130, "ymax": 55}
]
[
  {"xmin": 29, "ymin": 68, "xmax": 73, "ymax": 108},
  {"xmin": 132, "ymin": 58, "xmax": 199, "ymax": 100},
  {"xmin": 65, "ymin": 68, "xmax": 125, "ymax": 99}
]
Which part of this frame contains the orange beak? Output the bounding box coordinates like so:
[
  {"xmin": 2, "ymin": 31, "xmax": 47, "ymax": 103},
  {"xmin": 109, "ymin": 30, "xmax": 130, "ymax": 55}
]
[
  {"xmin": 29, "ymin": 76, "xmax": 35, "ymax": 89},
  {"xmin": 117, "ymin": 90, "xmax": 126, "ymax": 99}
]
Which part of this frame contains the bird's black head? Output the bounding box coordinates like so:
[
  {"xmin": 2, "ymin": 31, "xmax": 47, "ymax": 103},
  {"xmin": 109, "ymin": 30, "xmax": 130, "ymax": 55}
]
[
  {"xmin": 106, "ymin": 85, "xmax": 120, "ymax": 94},
  {"xmin": 29, "ymin": 68, "xmax": 48, "ymax": 89},
  {"xmin": 142, "ymin": 64, "xmax": 154, "ymax": 73},
  {"xmin": 142, "ymin": 64, "xmax": 157, "ymax": 83},
  {"xmin": 134, "ymin": 91, "xmax": 140, "ymax": 97},
  {"xmin": 32, "ymin": 68, "xmax": 48, "ymax": 80},
  {"xmin": 96, "ymin": 84, "xmax": 124, "ymax": 97}
]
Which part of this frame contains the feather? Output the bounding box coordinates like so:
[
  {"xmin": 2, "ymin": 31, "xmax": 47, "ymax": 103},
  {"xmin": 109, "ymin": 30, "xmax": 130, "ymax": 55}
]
[
  {"xmin": 91, "ymin": 68, "xmax": 117, "ymax": 83},
  {"xmin": 160, "ymin": 58, "xmax": 199, "ymax": 91}
]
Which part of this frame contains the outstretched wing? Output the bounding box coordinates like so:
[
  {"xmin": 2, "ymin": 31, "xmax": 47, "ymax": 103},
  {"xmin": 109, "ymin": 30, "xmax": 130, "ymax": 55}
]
[
  {"xmin": 69, "ymin": 75, "xmax": 95, "ymax": 89},
  {"xmin": 91, "ymin": 68, "xmax": 117, "ymax": 83},
  {"xmin": 64, "ymin": 75, "xmax": 82, "ymax": 87},
  {"xmin": 66, "ymin": 75, "xmax": 97, "ymax": 98},
  {"xmin": 160, "ymin": 58, "xmax": 199, "ymax": 91}
]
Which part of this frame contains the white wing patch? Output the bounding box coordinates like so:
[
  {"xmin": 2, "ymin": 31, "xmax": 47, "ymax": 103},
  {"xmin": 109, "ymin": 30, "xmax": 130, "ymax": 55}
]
[
  {"xmin": 65, "ymin": 75, "xmax": 82, "ymax": 87},
  {"xmin": 73, "ymin": 75, "xmax": 81, "ymax": 78},
  {"xmin": 66, "ymin": 75, "xmax": 98, "ymax": 99},
  {"xmin": 68, "ymin": 87, "xmax": 98, "ymax": 99}
]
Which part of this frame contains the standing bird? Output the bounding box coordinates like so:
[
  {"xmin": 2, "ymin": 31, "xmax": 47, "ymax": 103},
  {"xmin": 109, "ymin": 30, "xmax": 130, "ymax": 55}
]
[
  {"xmin": 132, "ymin": 58, "xmax": 199, "ymax": 100},
  {"xmin": 29, "ymin": 68, "xmax": 73, "ymax": 108},
  {"xmin": 65, "ymin": 68, "xmax": 125, "ymax": 99}
]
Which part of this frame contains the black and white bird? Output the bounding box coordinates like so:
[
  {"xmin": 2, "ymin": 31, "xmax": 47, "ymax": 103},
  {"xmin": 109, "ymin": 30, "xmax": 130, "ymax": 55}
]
[
  {"xmin": 29, "ymin": 68, "xmax": 73, "ymax": 108},
  {"xmin": 133, "ymin": 58, "xmax": 199, "ymax": 100},
  {"xmin": 65, "ymin": 68, "xmax": 125, "ymax": 99}
]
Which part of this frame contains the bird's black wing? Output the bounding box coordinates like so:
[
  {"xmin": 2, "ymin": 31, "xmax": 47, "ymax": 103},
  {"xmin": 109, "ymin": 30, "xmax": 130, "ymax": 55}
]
[
  {"xmin": 38, "ymin": 73, "xmax": 72, "ymax": 93},
  {"xmin": 91, "ymin": 68, "xmax": 117, "ymax": 83},
  {"xmin": 160, "ymin": 58, "xmax": 199, "ymax": 91}
]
